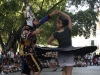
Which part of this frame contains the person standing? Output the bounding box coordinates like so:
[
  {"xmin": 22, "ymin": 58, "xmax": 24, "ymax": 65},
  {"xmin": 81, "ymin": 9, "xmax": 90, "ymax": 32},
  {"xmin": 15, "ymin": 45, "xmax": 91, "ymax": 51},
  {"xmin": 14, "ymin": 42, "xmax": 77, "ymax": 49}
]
[
  {"xmin": 20, "ymin": 6, "xmax": 56, "ymax": 75},
  {"xmin": 7, "ymin": 48, "xmax": 14, "ymax": 63},
  {"xmin": 47, "ymin": 10, "xmax": 74, "ymax": 75}
]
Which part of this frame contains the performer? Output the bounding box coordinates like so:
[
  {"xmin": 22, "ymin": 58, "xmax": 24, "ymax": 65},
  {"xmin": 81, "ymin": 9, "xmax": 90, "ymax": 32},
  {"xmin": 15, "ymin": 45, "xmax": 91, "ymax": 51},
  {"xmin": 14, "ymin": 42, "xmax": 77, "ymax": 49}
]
[
  {"xmin": 47, "ymin": 10, "xmax": 74, "ymax": 75},
  {"xmin": 24, "ymin": 5, "xmax": 35, "ymax": 27},
  {"xmin": 20, "ymin": 6, "xmax": 56, "ymax": 75}
]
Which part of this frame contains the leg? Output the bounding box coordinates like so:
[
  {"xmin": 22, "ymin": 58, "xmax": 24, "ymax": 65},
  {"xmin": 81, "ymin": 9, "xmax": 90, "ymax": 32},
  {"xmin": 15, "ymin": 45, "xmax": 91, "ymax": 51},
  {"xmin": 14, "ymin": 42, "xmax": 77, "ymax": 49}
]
[
  {"xmin": 62, "ymin": 67, "xmax": 66, "ymax": 75},
  {"xmin": 21, "ymin": 56, "xmax": 30, "ymax": 75},
  {"xmin": 51, "ymin": 63, "xmax": 57, "ymax": 71},
  {"xmin": 34, "ymin": 72, "xmax": 40, "ymax": 75},
  {"xmin": 30, "ymin": 70, "xmax": 34, "ymax": 75},
  {"xmin": 49, "ymin": 59, "xmax": 57, "ymax": 71},
  {"xmin": 62, "ymin": 66, "xmax": 73, "ymax": 75}
]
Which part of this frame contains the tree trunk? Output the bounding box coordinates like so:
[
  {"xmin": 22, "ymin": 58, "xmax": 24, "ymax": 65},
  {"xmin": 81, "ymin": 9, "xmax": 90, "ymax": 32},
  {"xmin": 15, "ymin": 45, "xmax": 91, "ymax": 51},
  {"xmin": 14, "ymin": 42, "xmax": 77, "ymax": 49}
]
[
  {"xmin": 0, "ymin": 35, "xmax": 4, "ymax": 50},
  {"xmin": 3, "ymin": 22, "xmax": 25, "ymax": 51}
]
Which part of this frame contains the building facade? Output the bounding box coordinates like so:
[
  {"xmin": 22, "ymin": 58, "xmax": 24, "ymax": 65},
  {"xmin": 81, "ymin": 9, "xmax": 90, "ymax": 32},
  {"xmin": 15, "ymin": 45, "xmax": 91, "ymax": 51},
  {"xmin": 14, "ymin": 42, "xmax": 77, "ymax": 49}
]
[{"xmin": 95, "ymin": 12, "xmax": 100, "ymax": 53}]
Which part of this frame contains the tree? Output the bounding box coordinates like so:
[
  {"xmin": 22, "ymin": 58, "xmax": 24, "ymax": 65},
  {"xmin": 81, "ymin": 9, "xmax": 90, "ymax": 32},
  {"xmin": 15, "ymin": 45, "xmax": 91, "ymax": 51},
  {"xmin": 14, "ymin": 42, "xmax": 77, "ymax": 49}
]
[
  {"xmin": 0, "ymin": 0, "xmax": 65, "ymax": 51},
  {"xmin": 0, "ymin": 0, "xmax": 99, "ymax": 51},
  {"xmin": 66, "ymin": 0, "xmax": 99, "ymax": 38}
]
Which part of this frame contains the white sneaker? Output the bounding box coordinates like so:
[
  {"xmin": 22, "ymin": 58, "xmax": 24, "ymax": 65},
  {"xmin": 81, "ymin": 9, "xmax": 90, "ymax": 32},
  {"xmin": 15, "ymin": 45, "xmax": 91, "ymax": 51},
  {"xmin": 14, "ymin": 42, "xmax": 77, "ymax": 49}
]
[{"xmin": 1, "ymin": 71, "xmax": 4, "ymax": 75}]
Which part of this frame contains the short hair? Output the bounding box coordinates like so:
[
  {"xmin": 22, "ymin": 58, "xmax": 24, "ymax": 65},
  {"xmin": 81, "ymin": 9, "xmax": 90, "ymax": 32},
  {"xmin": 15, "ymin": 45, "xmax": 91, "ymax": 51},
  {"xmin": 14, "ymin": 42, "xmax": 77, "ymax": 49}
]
[{"xmin": 57, "ymin": 16, "xmax": 69, "ymax": 27}]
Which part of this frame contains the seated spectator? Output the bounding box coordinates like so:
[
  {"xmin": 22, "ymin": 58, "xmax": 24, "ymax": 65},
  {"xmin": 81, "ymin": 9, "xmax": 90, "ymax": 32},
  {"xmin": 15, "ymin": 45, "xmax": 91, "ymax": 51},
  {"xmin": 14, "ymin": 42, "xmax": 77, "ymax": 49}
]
[
  {"xmin": 0, "ymin": 63, "xmax": 5, "ymax": 75},
  {"xmin": 81, "ymin": 61, "xmax": 87, "ymax": 67},
  {"xmin": 49, "ymin": 57, "xmax": 57, "ymax": 72},
  {"xmin": 76, "ymin": 60, "xmax": 82, "ymax": 67},
  {"xmin": 93, "ymin": 57, "xmax": 98, "ymax": 65},
  {"xmin": 3, "ymin": 63, "xmax": 10, "ymax": 74}
]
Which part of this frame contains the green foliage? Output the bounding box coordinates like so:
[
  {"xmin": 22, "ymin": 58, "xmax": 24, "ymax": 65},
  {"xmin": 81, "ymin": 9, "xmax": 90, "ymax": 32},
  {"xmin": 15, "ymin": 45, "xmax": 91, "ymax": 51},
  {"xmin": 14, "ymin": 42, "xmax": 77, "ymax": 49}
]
[
  {"xmin": 0, "ymin": 0, "xmax": 24, "ymax": 42},
  {"xmin": 0, "ymin": 0, "xmax": 99, "ymax": 45},
  {"xmin": 71, "ymin": 10, "xmax": 98, "ymax": 38},
  {"xmin": 66, "ymin": 0, "xmax": 99, "ymax": 38}
]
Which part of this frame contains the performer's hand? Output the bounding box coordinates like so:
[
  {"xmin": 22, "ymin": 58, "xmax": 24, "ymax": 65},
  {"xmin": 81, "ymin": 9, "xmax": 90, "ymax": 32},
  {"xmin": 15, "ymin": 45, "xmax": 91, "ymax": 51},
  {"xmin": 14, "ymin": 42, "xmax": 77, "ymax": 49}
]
[
  {"xmin": 54, "ymin": 10, "xmax": 61, "ymax": 14},
  {"xmin": 50, "ymin": 10, "xmax": 62, "ymax": 16},
  {"xmin": 49, "ymin": 10, "xmax": 57, "ymax": 16}
]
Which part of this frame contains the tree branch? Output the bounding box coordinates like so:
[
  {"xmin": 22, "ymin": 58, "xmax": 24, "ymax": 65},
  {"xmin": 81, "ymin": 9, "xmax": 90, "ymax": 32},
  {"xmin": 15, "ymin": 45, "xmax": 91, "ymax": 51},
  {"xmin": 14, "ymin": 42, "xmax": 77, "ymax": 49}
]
[
  {"xmin": 40, "ymin": 0, "xmax": 45, "ymax": 11},
  {"xmin": 46, "ymin": 0, "xmax": 65, "ymax": 14}
]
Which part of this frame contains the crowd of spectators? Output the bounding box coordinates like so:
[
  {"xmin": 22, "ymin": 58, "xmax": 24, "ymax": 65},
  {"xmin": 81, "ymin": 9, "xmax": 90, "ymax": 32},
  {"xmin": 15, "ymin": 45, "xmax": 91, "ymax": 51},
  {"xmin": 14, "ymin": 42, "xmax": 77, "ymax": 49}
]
[
  {"xmin": 74, "ymin": 53, "xmax": 100, "ymax": 67},
  {"xmin": 39, "ymin": 52, "xmax": 100, "ymax": 68},
  {"xmin": 0, "ymin": 48, "xmax": 100, "ymax": 74},
  {"xmin": 0, "ymin": 48, "xmax": 21, "ymax": 75}
]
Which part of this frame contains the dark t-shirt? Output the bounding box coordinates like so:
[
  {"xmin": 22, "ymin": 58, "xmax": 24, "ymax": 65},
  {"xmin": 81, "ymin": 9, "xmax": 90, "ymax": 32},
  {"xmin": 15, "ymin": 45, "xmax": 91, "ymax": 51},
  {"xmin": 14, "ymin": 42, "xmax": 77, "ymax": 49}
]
[{"xmin": 53, "ymin": 27, "xmax": 72, "ymax": 48}]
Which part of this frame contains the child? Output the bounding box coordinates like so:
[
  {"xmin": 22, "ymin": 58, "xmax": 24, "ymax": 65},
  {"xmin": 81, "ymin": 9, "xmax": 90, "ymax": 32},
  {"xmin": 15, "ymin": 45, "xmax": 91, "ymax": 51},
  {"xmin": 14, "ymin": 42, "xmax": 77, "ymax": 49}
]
[{"xmin": 47, "ymin": 10, "xmax": 74, "ymax": 75}]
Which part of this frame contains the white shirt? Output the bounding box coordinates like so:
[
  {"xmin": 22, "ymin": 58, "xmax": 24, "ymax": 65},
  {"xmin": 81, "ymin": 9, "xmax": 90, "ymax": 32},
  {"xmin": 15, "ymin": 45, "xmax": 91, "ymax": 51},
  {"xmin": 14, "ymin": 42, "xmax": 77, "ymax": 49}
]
[
  {"xmin": 10, "ymin": 52, "xmax": 14, "ymax": 58},
  {"xmin": 7, "ymin": 51, "xmax": 14, "ymax": 58}
]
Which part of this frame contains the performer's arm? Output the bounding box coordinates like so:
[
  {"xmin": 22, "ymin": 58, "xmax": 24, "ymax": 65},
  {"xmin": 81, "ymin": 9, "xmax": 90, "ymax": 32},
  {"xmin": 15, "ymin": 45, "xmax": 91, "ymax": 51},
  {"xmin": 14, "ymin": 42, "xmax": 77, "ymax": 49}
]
[
  {"xmin": 56, "ymin": 10, "xmax": 72, "ymax": 31},
  {"xmin": 37, "ymin": 11, "xmax": 56, "ymax": 28},
  {"xmin": 27, "ymin": 29, "xmax": 43, "ymax": 39},
  {"xmin": 47, "ymin": 35, "xmax": 58, "ymax": 46},
  {"xmin": 36, "ymin": 15, "xmax": 50, "ymax": 28},
  {"xmin": 24, "ymin": 10, "xmax": 27, "ymax": 19},
  {"xmin": 30, "ymin": 10, "xmax": 35, "ymax": 18}
]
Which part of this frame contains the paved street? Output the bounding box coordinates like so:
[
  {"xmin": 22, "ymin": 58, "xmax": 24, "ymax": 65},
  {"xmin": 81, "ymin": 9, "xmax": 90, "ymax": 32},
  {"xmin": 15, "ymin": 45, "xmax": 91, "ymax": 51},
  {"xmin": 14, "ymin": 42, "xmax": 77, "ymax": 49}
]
[{"xmin": 5, "ymin": 66, "xmax": 100, "ymax": 75}]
